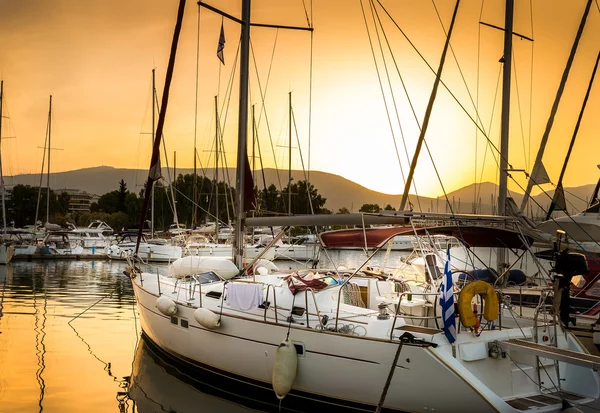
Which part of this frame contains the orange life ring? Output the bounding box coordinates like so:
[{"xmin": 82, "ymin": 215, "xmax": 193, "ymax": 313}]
[{"xmin": 458, "ymin": 280, "xmax": 499, "ymax": 328}]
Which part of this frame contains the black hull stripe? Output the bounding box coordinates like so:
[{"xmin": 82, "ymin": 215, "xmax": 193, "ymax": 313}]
[{"xmin": 140, "ymin": 332, "xmax": 410, "ymax": 413}]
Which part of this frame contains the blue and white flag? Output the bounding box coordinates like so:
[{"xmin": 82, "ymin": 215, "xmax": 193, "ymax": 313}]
[
  {"xmin": 216, "ymin": 22, "xmax": 225, "ymax": 65},
  {"xmin": 439, "ymin": 246, "xmax": 456, "ymax": 344}
]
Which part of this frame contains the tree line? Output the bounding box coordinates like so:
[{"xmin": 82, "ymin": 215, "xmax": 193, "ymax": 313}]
[{"xmin": 5, "ymin": 174, "xmax": 397, "ymax": 230}]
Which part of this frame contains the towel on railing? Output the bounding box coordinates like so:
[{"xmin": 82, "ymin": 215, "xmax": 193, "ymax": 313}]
[{"xmin": 226, "ymin": 283, "xmax": 263, "ymax": 311}]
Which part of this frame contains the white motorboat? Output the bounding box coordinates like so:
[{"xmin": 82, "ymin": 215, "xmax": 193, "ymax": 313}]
[
  {"xmin": 108, "ymin": 232, "xmax": 182, "ymax": 262},
  {"xmin": 183, "ymin": 234, "xmax": 276, "ymax": 261},
  {"xmin": 273, "ymin": 235, "xmax": 320, "ymax": 261}
]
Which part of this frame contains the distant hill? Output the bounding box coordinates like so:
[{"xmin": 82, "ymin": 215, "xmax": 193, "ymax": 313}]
[{"xmin": 4, "ymin": 166, "xmax": 596, "ymax": 215}]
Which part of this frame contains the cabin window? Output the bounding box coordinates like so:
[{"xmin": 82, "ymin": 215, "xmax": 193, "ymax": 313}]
[
  {"xmin": 206, "ymin": 290, "xmax": 222, "ymax": 299},
  {"xmin": 194, "ymin": 272, "xmax": 221, "ymax": 285},
  {"xmin": 170, "ymin": 316, "xmax": 178, "ymax": 325},
  {"xmin": 180, "ymin": 319, "xmax": 189, "ymax": 329}
]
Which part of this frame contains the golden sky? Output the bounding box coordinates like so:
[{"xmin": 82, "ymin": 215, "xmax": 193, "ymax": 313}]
[{"xmin": 0, "ymin": 0, "xmax": 598, "ymax": 198}]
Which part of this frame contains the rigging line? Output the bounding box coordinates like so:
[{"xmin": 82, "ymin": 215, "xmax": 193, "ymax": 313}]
[
  {"xmin": 359, "ymin": 0, "xmax": 408, "ymax": 188},
  {"xmin": 300, "ymin": 0, "xmax": 311, "ymax": 27},
  {"xmin": 35, "ymin": 115, "xmax": 49, "ymax": 225},
  {"xmin": 171, "ymin": 185, "xmax": 224, "ymax": 224},
  {"xmin": 291, "ymin": 107, "xmax": 315, "ymax": 214},
  {"xmin": 511, "ymin": 48, "xmax": 529, "ymax": 172},
  {"xmin": 375, "ymin": 0, "xmax": 511, "ymax": 164},
  {"xmin": 216, "ymin": 43, "xmax": 241, "ymax": 220},
  {"xmin": 369, "ymin": 0, "xmax": 432, "ymax": 205},
  {"xmin": 193, "ymin": 5, "xmax": 202, "ymax": 226},
  {"xmin": 430, "ymin": 0, "xmax": 488, "ymax": 133},
  {"xmin": 528, "ymin": 0, "xmax": 535, "ymax": 171},
  {"xmin": 474, "ymin": 0, "xmax": 483, "ymax": 212},
  {"xmin": 249, "ymin": 36, "xmax": 286, "ymax": 198},
  {"xmin": 153, "ymin": 89, "xmax": 179, "ymax": 226},
  {"xmin": 476, "ymin": 63, "xmax": 503, "ymax": 207},
  {"xmin": 307, "ymin": 0, "xmax": 314, "ymax": 185},
  {"xmin": 255, "ymin": 120, "xmax": 272, "ymax": 214},
  {"xmin": 367, "ymin": 0, "xmax": 420, "ymax": 209},
  {"xmin": 508, "ymin": 175, "xmax": 600, "ymax": 260}
]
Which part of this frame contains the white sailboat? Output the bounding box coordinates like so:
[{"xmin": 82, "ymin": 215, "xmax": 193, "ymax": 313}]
[
  {"xmin": 129, "ymin": 1, "xmax": 600, "ymax": 412},
  {"xmin": 0, "ymin": 81, "xmax": 15, "ymax": 264}
]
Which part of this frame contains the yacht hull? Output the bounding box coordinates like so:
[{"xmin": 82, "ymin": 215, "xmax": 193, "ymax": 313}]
[{"xmin": 132, "ymin": 276, "xmax": 583, "ymax": 413}]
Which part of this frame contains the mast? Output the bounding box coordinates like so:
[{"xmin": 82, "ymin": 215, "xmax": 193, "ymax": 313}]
[
  {"xmin": 214, "ymin": 95, "xmax": 219, "ymax": 242},
  {"xmin": 134, "ymin": 0, "xmax": 185, "ymax": 256},
  {"xmin": 151, "ymin": 68, "xmax": 156, "ymax": 238},
  {"xmin": 288, "ymin": 91, "xmax": 292, "ymax": 215},
  {"xmin": 546, "ymin": 51, "xmax": 599, "ymax": 219},
  {"xmin": 0, "ymin": 81, "xmax": 6, "ymax": 231},
  {"xmin": 46, "ymin": 95, "xmax": 52, "ymax": 224},
  {"xmin": 497, "ymin": 0, "xmax": 513, "ymax": 273},
  {"xmin": 399, "ymin": 0, "xmax": 461, "ymax": 211},
  {"xmin": 520, "ymin": 0, "xmax": 593, "ymax": 212},
  {"xmin": 232, "ymin": 0, "xmax": 251, "ymax": 268}
]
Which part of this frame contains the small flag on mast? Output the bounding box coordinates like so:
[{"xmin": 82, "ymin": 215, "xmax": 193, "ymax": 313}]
[
  {"xmin": 440, "ymin": 246, "xmax": 457, "ymax": 344},
  {"xmin": 217, "ymin": 22, "xmax": 225, "ymax": 65}
]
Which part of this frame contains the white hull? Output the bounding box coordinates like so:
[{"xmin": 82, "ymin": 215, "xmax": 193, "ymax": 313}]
[
  {"xmin": 12, "ymin": 244, "xmax": 107, "ymax": 258},
  {"xmin": 108, "ymin": 243, "xmax": 182, "ymax": 262},
  {"xmin": 183, "ymin": 244, "xmax": 276, "ymax": 261},
  {"xmin": 274, "ymin": 244, "xmax": 319, "ymax": 261},
  {"xmin": 132, "ymin": 272, "xmax": 599, "ymax": 412}
]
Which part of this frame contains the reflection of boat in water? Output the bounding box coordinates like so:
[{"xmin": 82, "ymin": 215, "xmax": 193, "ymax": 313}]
[{"xmin": 129, "ymin": 336, "xmax": 259, "ymax": 413}]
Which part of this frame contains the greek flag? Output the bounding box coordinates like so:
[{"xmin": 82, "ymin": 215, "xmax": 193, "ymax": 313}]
[
  {"xmin": 216, "ymin": 22, "xmax": 225, "ymax": 65},
  {"xmin": 440, "ymin": 246, "xmax": 456, "ymax": 343}
]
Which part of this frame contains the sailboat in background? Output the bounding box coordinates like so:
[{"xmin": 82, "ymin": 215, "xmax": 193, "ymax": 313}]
[
  {"xmin": 129, "ymin": 1, "xmax": 600, "ymax": 412},
  {"xmin": 0, "ymin": 81, "xmax": 15, "ymax": 264}
]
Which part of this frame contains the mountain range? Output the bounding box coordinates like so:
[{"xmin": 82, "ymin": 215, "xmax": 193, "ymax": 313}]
[{"xmin": 5, "ymin": 166, "xmax": 596, "ymax": 216}]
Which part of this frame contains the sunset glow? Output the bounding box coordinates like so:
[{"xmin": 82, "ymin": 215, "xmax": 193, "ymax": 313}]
[{"xmin": 0, "ymin": 0, "xmax": 598, "ymax": 198}]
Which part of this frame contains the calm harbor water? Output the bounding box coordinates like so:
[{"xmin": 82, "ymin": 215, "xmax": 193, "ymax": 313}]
[{"xmin": 0, "ymin": 250, "xmax": 401, "ymax": 412}]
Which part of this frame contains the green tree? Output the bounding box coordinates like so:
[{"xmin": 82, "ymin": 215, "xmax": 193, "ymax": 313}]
[
  {"xmin": 97, "ymin": 191, "xmax": 119, "ymax": 214},
  {"xmin": 384, "ymin": 204, "xmax": 396, "ymax": 211},
  {"xmin": 359, "ymin": 203, "xmax": 381, "ymax": 213},
  {"xmin": 337, "ymin": 207, "xmax": 350, "ymax": 214},
  {"xmin": 9, "ymin": 185, "xmax": 39, "ymax": 226},
  {"xmin": 117, "ymin": 179, "xmax": 128, "ymax": 213}
]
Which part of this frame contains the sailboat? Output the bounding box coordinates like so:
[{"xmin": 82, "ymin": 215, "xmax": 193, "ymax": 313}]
[
  {"xmin": 129, "ymin": 1, "xmax": 600, "ymax": 411},
  {"xmin": 0, "ymin": 81, "xmax": 15, "ymax": 264}
]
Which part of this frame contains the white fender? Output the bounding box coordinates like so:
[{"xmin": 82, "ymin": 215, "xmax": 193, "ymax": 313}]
[
  {"xmin": 272, "ymin": 338, "xmax": 298, "ymax": 400},
  {"xmin": 156, "ymin": 296, "xmax": 177, "ymax": 316},
  {"xmin": 168, "ymin": 256, "xmax": 239, "ymax": 280},
  {"xmin": 194, "ymin": 307, "xmax": 220, "ymax": 329}
]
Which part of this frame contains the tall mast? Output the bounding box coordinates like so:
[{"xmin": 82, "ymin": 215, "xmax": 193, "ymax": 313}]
[
  {"xmin": 0, "ymin": 81, "xmax": 6, "ymax": 231},
  {"xmin": 546, "ymin": 51, "xmax": 599, "ymax": 219},
  {"xmin": 214, "ymin": 95, "xmax": 219, "ymax": 242},
  {"xmin": 519, "ymin": 0, "xmax": 593, "ymax": 212},
  {"xmin": 134, "ymin": 0, "xmax": 185, "ymax": 256},
  {"xmin": 288, "ymin": 91, "xmax": 292, "ymax": 215},
  {"xmin": 496, "ymin": 0, "xmax": 513, "ymax": 273},
  {"xmin": 498, "ymin": 0, "xmax": 513, "ymax": 217},
  {"xmin": 399, "ymin": 0, "xmax": 461, "ymax": 211},
  {"xmin": 232, "ymin": 0, "xmax": 251, "ymax": 268},
  {"xmin": 151, "ymin": 68, "xmax": 156, "ymax": 238},
  {"xmin": 46, "ymin": 95, "xmax": 52, "ymax": 224}
]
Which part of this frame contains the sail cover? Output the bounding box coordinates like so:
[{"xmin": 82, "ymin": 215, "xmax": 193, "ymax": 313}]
[{"xmin": 319, "ymin": 226, "xmax": 534, "ymax": 250}]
